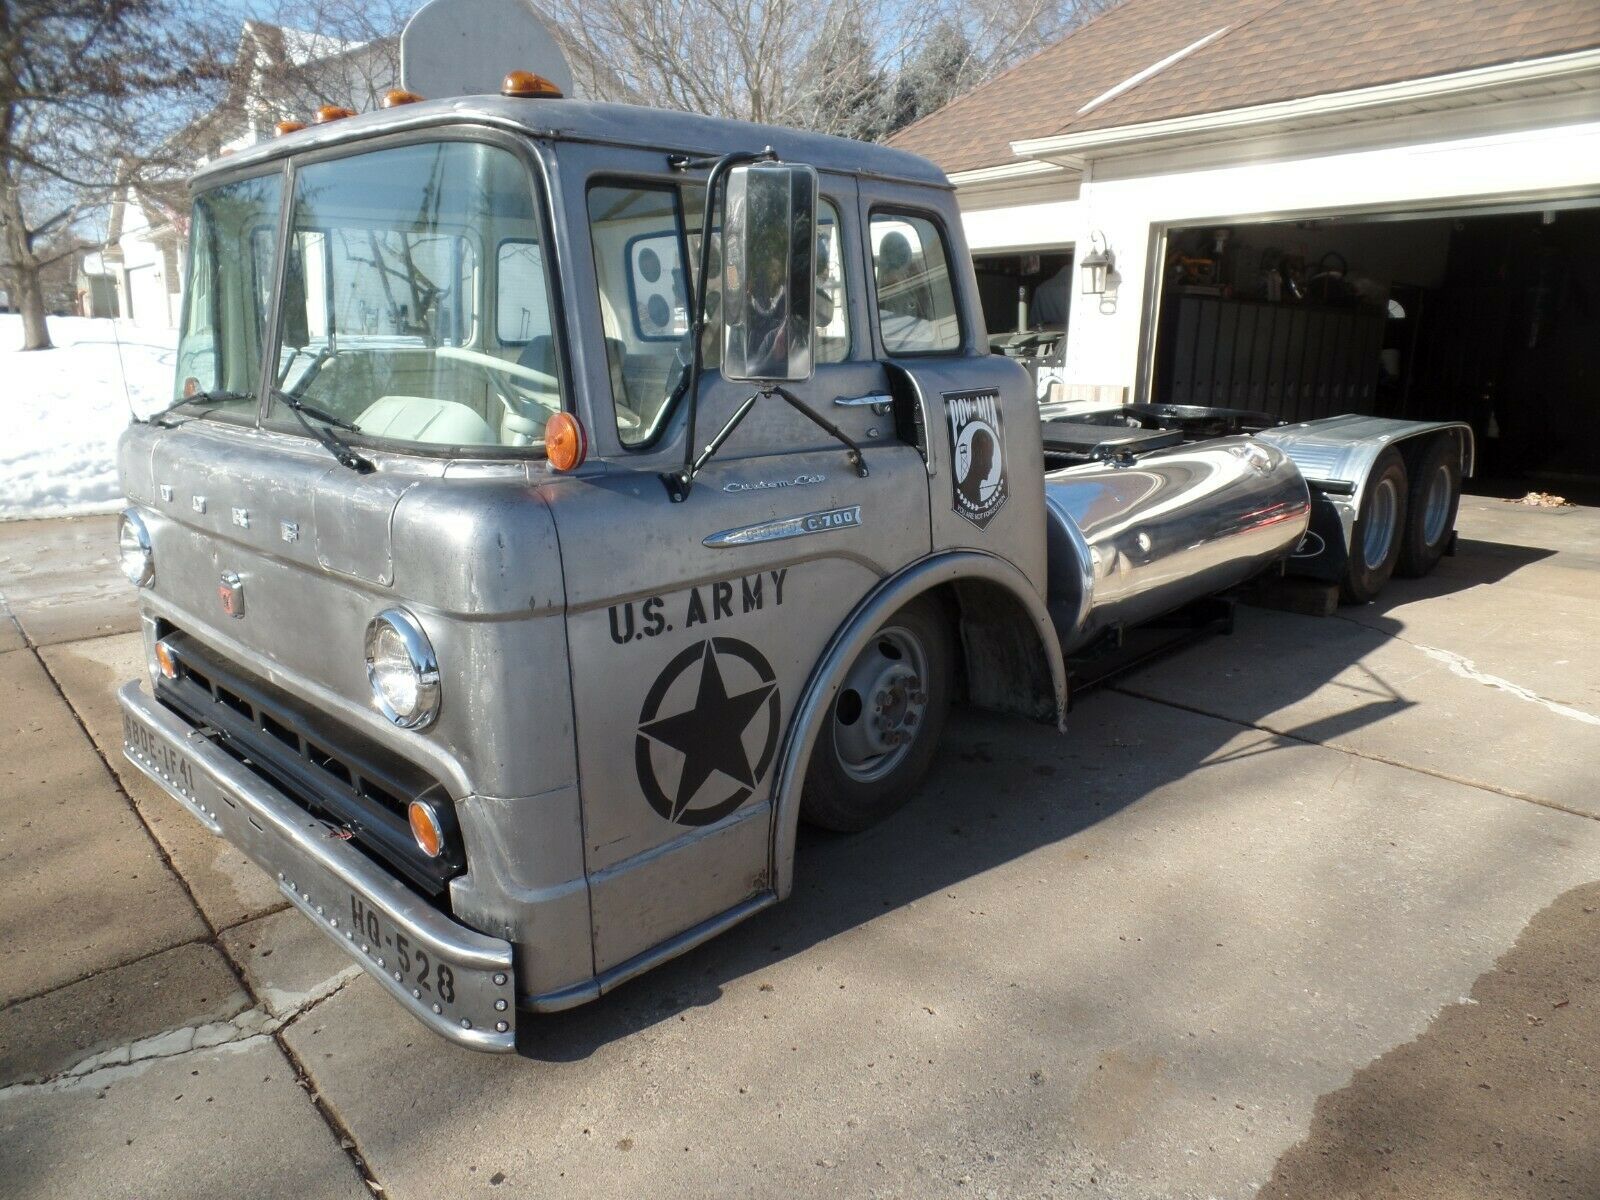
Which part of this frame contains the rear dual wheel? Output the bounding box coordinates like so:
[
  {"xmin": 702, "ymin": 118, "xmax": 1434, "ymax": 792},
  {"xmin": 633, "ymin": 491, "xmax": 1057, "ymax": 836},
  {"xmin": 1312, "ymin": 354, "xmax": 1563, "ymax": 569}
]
[
  {"xmin": 1340, "ymin": 448, "xmax": 1408, "ymax": 605},
  {"xmin": 1396, "ymin": 435, "xmax": 1461, "ymax": 579},
  {"xmin": 800, "ymin": 597, "xmax": 953, "ymax": 832}
]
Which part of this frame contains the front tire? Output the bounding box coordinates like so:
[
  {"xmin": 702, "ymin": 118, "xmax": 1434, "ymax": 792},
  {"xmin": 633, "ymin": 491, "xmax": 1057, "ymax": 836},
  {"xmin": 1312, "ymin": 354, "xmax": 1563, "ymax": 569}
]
[
  {"xmin": 1340, "ymin": 448, "xmax": 1408, "ymax": 605},
  {"xmin": 1396, "ymin": 436, "xmax": 1461, "ymax": 578},
  {"xmin": 800, "ymin": 597, "xmax": 953, "ymax": 832}
]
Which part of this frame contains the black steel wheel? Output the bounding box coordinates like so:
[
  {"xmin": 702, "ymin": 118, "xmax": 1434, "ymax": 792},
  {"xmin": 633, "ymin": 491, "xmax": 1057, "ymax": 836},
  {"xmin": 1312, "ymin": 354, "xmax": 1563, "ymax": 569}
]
[
  {"xmin": 1396, "ymin": 436, "xmax": 1461, "ymax": 579},
  {"xmin": 800, "ymin": 597, "xmax": 953, "ymax": 832},
  {"xmin": 1340, "ymin": 448, "xmax": 1408, "ymax": 605}
]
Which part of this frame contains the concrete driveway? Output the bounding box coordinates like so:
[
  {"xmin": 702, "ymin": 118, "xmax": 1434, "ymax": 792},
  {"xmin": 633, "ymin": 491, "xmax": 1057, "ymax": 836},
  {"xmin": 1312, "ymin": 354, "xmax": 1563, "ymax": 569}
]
[{"xmin": 2, "ymin": 496, "xmax": 1598, "ymax": 1199}]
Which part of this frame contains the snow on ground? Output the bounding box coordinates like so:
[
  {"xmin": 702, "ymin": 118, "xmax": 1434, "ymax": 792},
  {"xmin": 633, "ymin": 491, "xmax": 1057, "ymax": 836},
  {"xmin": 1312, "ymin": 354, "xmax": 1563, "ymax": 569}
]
[{"xmin": 1, "ymin": 314, "xmax": 177, "ymax": 520}]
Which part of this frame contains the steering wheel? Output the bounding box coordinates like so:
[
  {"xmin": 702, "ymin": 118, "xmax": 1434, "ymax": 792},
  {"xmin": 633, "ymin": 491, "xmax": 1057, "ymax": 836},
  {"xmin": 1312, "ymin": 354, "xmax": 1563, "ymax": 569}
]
[{"xmin": 435, "ymin": 346, "xmax": 561, "ymax": 413}]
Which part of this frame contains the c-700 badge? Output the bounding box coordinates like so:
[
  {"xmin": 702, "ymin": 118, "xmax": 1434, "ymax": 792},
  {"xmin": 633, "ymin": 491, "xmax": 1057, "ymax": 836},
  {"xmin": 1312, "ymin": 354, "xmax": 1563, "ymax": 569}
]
[{"xmin": 945, "ymin": 388, "xmax": 1008, "ymax": 529}]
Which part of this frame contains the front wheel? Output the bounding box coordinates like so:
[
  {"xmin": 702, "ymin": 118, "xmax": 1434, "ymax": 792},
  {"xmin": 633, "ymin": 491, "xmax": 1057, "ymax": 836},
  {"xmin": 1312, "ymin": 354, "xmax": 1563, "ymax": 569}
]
[
  {"xmin": 1340, "ymin": 447, "xmax": 1408, "ymax": 605},
  {"xmin": 800, "ymin": 597, "xmax": 953, "ymax": 832}
]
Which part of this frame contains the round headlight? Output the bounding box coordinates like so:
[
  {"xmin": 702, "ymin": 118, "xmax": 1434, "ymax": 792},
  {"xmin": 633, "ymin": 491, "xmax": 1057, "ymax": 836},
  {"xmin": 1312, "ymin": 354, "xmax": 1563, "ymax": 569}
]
[
  {"xmin": 118, "ymin": 509, "xmax": 154, "ymax": 587},
  {"xmin": 364, "ymin": 609, "xmax": 440, "ymax": 729}
]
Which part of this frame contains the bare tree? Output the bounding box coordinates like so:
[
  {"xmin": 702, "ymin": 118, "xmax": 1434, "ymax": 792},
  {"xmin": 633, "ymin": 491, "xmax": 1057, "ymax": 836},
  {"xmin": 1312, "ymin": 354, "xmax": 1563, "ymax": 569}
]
[
  {"xmin": 537, "ymin": 0, "xmax": 1117, "ymax": 140},
  {"xmin": 0, "ymin": 1, "xmax": 230, "ymax": 350},
  {"xmin": 230, "ymin": 0, "xmax": 407, "ymax": 124}
]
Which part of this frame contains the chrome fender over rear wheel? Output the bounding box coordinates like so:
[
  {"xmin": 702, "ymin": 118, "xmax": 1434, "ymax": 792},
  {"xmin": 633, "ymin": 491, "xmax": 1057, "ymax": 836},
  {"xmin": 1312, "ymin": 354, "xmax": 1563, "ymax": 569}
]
[{"xmin": 800, "ymin": 596, "xmax": 953, "ymax": 832}]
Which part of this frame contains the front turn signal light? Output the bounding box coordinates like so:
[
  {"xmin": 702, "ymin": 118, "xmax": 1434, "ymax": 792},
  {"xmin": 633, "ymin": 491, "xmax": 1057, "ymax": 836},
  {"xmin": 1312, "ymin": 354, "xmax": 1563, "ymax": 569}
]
[
  {"xmin": 154, "ymin": 640, "xmax": 178, "ymax": 680},
  {"xmin": 546, "ymin": 412, "xmax": 587, "ymax": 472},
  {"xmin": 408, "ymin": 799, "xmax": 445, "ymax": 859}
]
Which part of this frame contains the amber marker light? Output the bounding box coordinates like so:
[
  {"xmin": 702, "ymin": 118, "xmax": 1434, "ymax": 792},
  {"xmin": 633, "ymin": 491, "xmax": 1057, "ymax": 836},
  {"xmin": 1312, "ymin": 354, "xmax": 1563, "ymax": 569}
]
[
  {"xmin": 154, "ymin": 640, "xmax": 178, "ymax": 680},
  {"xmin": 314, "ymin": 105, "xmax": 356, "ymax": 124},
  {"xmin": 501, "ymin": 70, "xmax": 563, "ymax": 99},
  {"xmin": 274, "ymin": 119, "xmax": 307, "ymax": 137},
  {"xmin": 381, "ymin": 89, "xmax": 424, "ymax": 108},
  {"xmin": 545, "ymin": 412, "xmax": 587, "ymax": 472},
  {"xmin": 408, "ymin": 799, "xmax": 445, "ymax": 859}
]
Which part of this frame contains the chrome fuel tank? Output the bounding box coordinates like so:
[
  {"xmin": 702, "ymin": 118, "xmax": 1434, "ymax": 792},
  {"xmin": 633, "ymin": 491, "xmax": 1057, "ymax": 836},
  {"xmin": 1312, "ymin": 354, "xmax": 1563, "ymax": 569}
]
[{"xmin": 1044, "ymin": 436, "xmax": 1310, "ymax": 655}]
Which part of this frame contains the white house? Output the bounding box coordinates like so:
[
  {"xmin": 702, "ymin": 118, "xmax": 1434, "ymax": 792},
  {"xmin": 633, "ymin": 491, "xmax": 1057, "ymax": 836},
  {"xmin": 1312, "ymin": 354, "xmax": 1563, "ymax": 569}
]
[{"xmin": 891, "ymin": 0, "xmax": 1600, "ymax": 488}]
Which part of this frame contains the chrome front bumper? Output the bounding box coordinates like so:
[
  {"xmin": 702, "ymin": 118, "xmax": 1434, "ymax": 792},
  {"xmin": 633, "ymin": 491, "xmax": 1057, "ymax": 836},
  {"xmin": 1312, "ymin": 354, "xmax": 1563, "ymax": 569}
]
[{"xmin": 118, "ymin": 681, "xmax": 517, "ymax": 1052}]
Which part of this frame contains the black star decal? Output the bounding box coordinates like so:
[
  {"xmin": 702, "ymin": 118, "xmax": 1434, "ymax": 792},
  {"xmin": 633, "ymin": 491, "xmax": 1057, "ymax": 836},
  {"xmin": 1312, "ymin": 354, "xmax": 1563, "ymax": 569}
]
[{"xmin": 639, "ymin": 641, "xmax": 777, "ymax": 821}]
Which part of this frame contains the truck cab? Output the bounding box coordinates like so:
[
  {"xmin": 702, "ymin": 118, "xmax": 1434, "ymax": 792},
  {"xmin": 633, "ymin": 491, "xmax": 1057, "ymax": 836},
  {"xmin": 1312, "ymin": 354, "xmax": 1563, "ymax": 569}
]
[{"xmin": 116, "ymin": 85, "xmax": 1077, "ymax": 1051}]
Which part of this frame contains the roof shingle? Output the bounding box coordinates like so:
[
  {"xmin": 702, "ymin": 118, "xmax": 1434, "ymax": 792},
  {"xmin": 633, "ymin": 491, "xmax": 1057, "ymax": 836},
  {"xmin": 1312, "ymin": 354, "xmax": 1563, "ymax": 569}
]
[{"xmin": 889, "ymin": 0, "xmax": 1600, "ymax": 174}]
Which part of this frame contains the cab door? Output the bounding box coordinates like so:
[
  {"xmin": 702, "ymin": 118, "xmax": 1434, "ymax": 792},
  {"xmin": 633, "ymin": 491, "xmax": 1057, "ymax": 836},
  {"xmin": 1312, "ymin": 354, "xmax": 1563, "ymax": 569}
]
[
  {"xmin": 856, "ymin": 178, "xmax": 1048, "ymax": 596},
  {"xmin": 545, "ymin": 155, "xmax": 933, "ymax": 975}
]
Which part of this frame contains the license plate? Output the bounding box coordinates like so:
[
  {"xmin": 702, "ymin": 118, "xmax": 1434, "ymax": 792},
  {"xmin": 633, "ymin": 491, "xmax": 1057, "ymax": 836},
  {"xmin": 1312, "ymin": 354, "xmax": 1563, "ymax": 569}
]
[
  {"xmin": 123, "ymin": 711, "xmax": 197, "ymax": 796},
  {"xmin": 340, "ymin": 891, "xmax": 465, "ymax": 1017}
]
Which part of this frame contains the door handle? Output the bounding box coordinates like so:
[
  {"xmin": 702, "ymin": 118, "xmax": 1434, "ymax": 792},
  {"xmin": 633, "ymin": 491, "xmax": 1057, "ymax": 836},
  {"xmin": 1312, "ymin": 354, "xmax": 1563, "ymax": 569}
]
[{"xmin": 834, "ymin": 392, "xmax": 893, "ymax": 414}]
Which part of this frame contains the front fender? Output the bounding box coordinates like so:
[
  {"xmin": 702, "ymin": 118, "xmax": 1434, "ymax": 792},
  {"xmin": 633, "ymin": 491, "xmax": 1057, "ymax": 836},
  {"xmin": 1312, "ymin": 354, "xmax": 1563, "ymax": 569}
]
[{"xmin": 768, "ymin": 550, "xmax": 1067, "ymax": 899}]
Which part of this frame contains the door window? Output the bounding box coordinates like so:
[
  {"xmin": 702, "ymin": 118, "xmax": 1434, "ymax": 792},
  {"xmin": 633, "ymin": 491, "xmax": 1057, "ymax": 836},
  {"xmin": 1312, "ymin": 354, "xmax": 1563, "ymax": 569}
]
[
  {"xmin": 870, "ymin": 212, "xmax": 961, "ymax": 355},
  {"xmin": 588, "ymin": 181, "xmax": 852, "ymax": 446}
]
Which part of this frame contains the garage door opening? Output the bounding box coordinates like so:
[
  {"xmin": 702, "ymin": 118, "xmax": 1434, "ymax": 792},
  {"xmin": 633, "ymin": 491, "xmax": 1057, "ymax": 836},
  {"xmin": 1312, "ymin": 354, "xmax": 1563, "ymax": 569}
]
[
  {"xmin": 1151, "ymin": 203, "xmax": 1600, "ymax": 498},
  {"xmin": 974, "ymin": 249, "xmax": 1073, "ymax": 401}
]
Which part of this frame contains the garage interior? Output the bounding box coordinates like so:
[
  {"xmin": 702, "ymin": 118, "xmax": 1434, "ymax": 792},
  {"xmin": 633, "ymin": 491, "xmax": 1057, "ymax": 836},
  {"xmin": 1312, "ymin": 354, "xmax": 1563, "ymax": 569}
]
[{"xmin": 1152, "ymin": 202, "xmax": 1600, "ymax": 499}]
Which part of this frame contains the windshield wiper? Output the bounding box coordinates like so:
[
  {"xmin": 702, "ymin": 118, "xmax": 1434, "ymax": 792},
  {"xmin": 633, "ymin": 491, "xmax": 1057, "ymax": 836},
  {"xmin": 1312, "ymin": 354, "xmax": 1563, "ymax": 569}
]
[
  {"xmin": 271, "ymin": 389, "xmax": 373, "ymax": 474},
  {"xmin": 139, "ymin": 389, "xmax": 251, "ymax": 426}
]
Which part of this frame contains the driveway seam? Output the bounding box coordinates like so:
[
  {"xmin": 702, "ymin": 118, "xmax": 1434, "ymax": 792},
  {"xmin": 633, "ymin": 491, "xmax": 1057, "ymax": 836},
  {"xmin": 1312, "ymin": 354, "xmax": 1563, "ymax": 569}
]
[
  {"xmin": 1109, "ymin": 682, "xmax": 1600, "ymax": 825},
  {"xmin": 23, "ymin": 631, "xmax": 386, "ymax": 1197}
]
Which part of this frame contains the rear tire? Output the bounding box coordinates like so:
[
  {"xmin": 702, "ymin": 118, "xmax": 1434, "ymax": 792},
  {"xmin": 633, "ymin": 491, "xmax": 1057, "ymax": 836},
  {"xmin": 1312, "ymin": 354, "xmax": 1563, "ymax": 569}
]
[
  {"xmin": 1340, "ymin": 448, "xmax": 1408, "ymax": 605},
  {"xmin": 1396, "ymin": 436, "xmax": 1461, "ymax": 579},
  {"xmin": 800, "ymin": 597, "xmax": 953, "ymax": 832}
]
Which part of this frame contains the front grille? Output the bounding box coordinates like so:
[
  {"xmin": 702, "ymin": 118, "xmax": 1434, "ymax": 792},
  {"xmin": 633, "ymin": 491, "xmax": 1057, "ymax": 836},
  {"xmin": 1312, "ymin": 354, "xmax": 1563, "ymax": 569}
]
[{"xmin": 154, "ymin": 629, "xmax": 463, "ymax": 900}]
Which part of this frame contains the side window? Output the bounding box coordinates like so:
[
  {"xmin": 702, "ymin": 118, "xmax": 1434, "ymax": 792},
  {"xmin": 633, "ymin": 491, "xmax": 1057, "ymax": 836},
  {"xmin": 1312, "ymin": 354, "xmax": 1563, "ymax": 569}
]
[
  {"xmin": 588, "ymin": 182, "xmax": 854, "ymax": 448},
  {"xmin": 870, "ymin": 212, "xmax": 961, "ymax": 355}
]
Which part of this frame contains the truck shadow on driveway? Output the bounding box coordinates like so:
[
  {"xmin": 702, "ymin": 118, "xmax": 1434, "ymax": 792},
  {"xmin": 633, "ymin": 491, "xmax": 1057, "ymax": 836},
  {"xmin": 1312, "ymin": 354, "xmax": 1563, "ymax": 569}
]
[{"xmin": 515, "ymin": 536, "xmax": 1556, "ymax": 1062}]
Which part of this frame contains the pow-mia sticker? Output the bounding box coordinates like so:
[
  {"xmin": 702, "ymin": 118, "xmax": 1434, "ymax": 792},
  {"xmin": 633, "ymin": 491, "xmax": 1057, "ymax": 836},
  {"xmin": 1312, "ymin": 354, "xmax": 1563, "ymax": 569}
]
[
  {"xmin": 946, "ymin": 388, "xmax": 1008, "ymax": 529},
  {"xmin": 635, "ymin": 637, "xmax": 781, "ymax": 827}
]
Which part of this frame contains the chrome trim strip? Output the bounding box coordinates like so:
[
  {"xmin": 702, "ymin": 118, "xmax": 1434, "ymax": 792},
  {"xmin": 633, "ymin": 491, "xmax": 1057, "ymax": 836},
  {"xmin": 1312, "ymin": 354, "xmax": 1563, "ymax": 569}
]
[
  {"xmin": 118, "ymin": 682, "xmax": 516, "ymax": 1052},
  {"xmin": 703, "ymin": 505, "xmax": 863, "ymax": 548}
]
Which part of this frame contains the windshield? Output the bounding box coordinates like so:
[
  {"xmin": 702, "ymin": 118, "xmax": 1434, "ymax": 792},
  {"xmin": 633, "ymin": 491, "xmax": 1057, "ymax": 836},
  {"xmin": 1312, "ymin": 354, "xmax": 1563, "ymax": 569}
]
[
  {"xmin": 265, "ymin": 140, "xmax": 558, "ymax": 452},
  {"xmin": 173, "ymin": 173, "xmax": 282, "ymax": 414}
]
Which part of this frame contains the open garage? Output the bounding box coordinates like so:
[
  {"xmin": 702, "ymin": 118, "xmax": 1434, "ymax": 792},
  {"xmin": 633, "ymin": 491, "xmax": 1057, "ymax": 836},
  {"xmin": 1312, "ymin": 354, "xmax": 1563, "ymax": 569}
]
[{"xmin": 1153, "ymin": 200, "xmax": 1600, "ymax": 494}]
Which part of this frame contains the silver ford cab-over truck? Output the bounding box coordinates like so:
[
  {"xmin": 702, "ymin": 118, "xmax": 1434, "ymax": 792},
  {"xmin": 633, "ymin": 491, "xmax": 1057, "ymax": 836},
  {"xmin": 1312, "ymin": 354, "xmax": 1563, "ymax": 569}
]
[{"xmin": 115, "ymin": 57, "xmax": 1472, "ymax": 1052}]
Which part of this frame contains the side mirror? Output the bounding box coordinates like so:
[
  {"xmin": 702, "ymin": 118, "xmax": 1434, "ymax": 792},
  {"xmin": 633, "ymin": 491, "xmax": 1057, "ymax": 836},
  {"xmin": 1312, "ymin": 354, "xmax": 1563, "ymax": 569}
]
[{"xmin": 721, "ymin": 162, "xmax": 817, "ymax": 384}]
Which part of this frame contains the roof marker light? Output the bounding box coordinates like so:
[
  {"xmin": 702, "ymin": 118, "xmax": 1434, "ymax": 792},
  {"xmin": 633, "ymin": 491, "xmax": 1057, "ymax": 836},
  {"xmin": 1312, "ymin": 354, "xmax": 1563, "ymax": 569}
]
[
  {"xmin": 274, "ymin": 119, "xmax": 306, "ymax": 137},
  {"xmin": 314, "ymin": 105, "xmax": 356, "ymax": 124},
  {"xmin": 501, "ymin": 70, "xmax": 563, "ymax": 99},
  {"xmin": 381, "ymin": 89, "xmax": 424, "ymax": 108}
]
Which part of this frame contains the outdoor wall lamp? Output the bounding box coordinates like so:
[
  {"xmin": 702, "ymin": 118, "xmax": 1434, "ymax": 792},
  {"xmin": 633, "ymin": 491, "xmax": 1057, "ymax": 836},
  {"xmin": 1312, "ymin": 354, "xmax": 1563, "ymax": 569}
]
[{"xmin": 1080, "ymin": 231, "xmax": 1114, "ymax": 295}]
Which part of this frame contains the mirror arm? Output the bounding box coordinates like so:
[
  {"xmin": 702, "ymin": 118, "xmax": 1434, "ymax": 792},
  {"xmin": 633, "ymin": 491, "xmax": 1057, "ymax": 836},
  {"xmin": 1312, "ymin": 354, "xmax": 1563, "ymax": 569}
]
[
  {"xmin": 663, "ymin": 384, "xmax": 868, "ymax": 503},
  {"xmin": 769, "ymin": 385, "xmax": 868, "ymax": 478},
  {"xmin": 662, "ymin": 146, "xmax": 777, "ymax": 503}
]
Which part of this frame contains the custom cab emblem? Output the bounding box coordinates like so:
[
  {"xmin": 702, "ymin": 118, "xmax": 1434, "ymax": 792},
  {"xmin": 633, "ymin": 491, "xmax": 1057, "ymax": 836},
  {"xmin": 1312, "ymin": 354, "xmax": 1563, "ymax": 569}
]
[
  {"xmin": 945, "ymin": 388, "xmax": 1008, "ymax": 529},
  {"xmin": 218, "ymin": 571, "xmax": 245, "ymax": 618},
  {"xmin": 722, "ymin": 473, "xmax": 825, "ymax": 494},
  {"xmin": 635, "ymin": 638, "xmax": 780, "ymax": 827}
]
